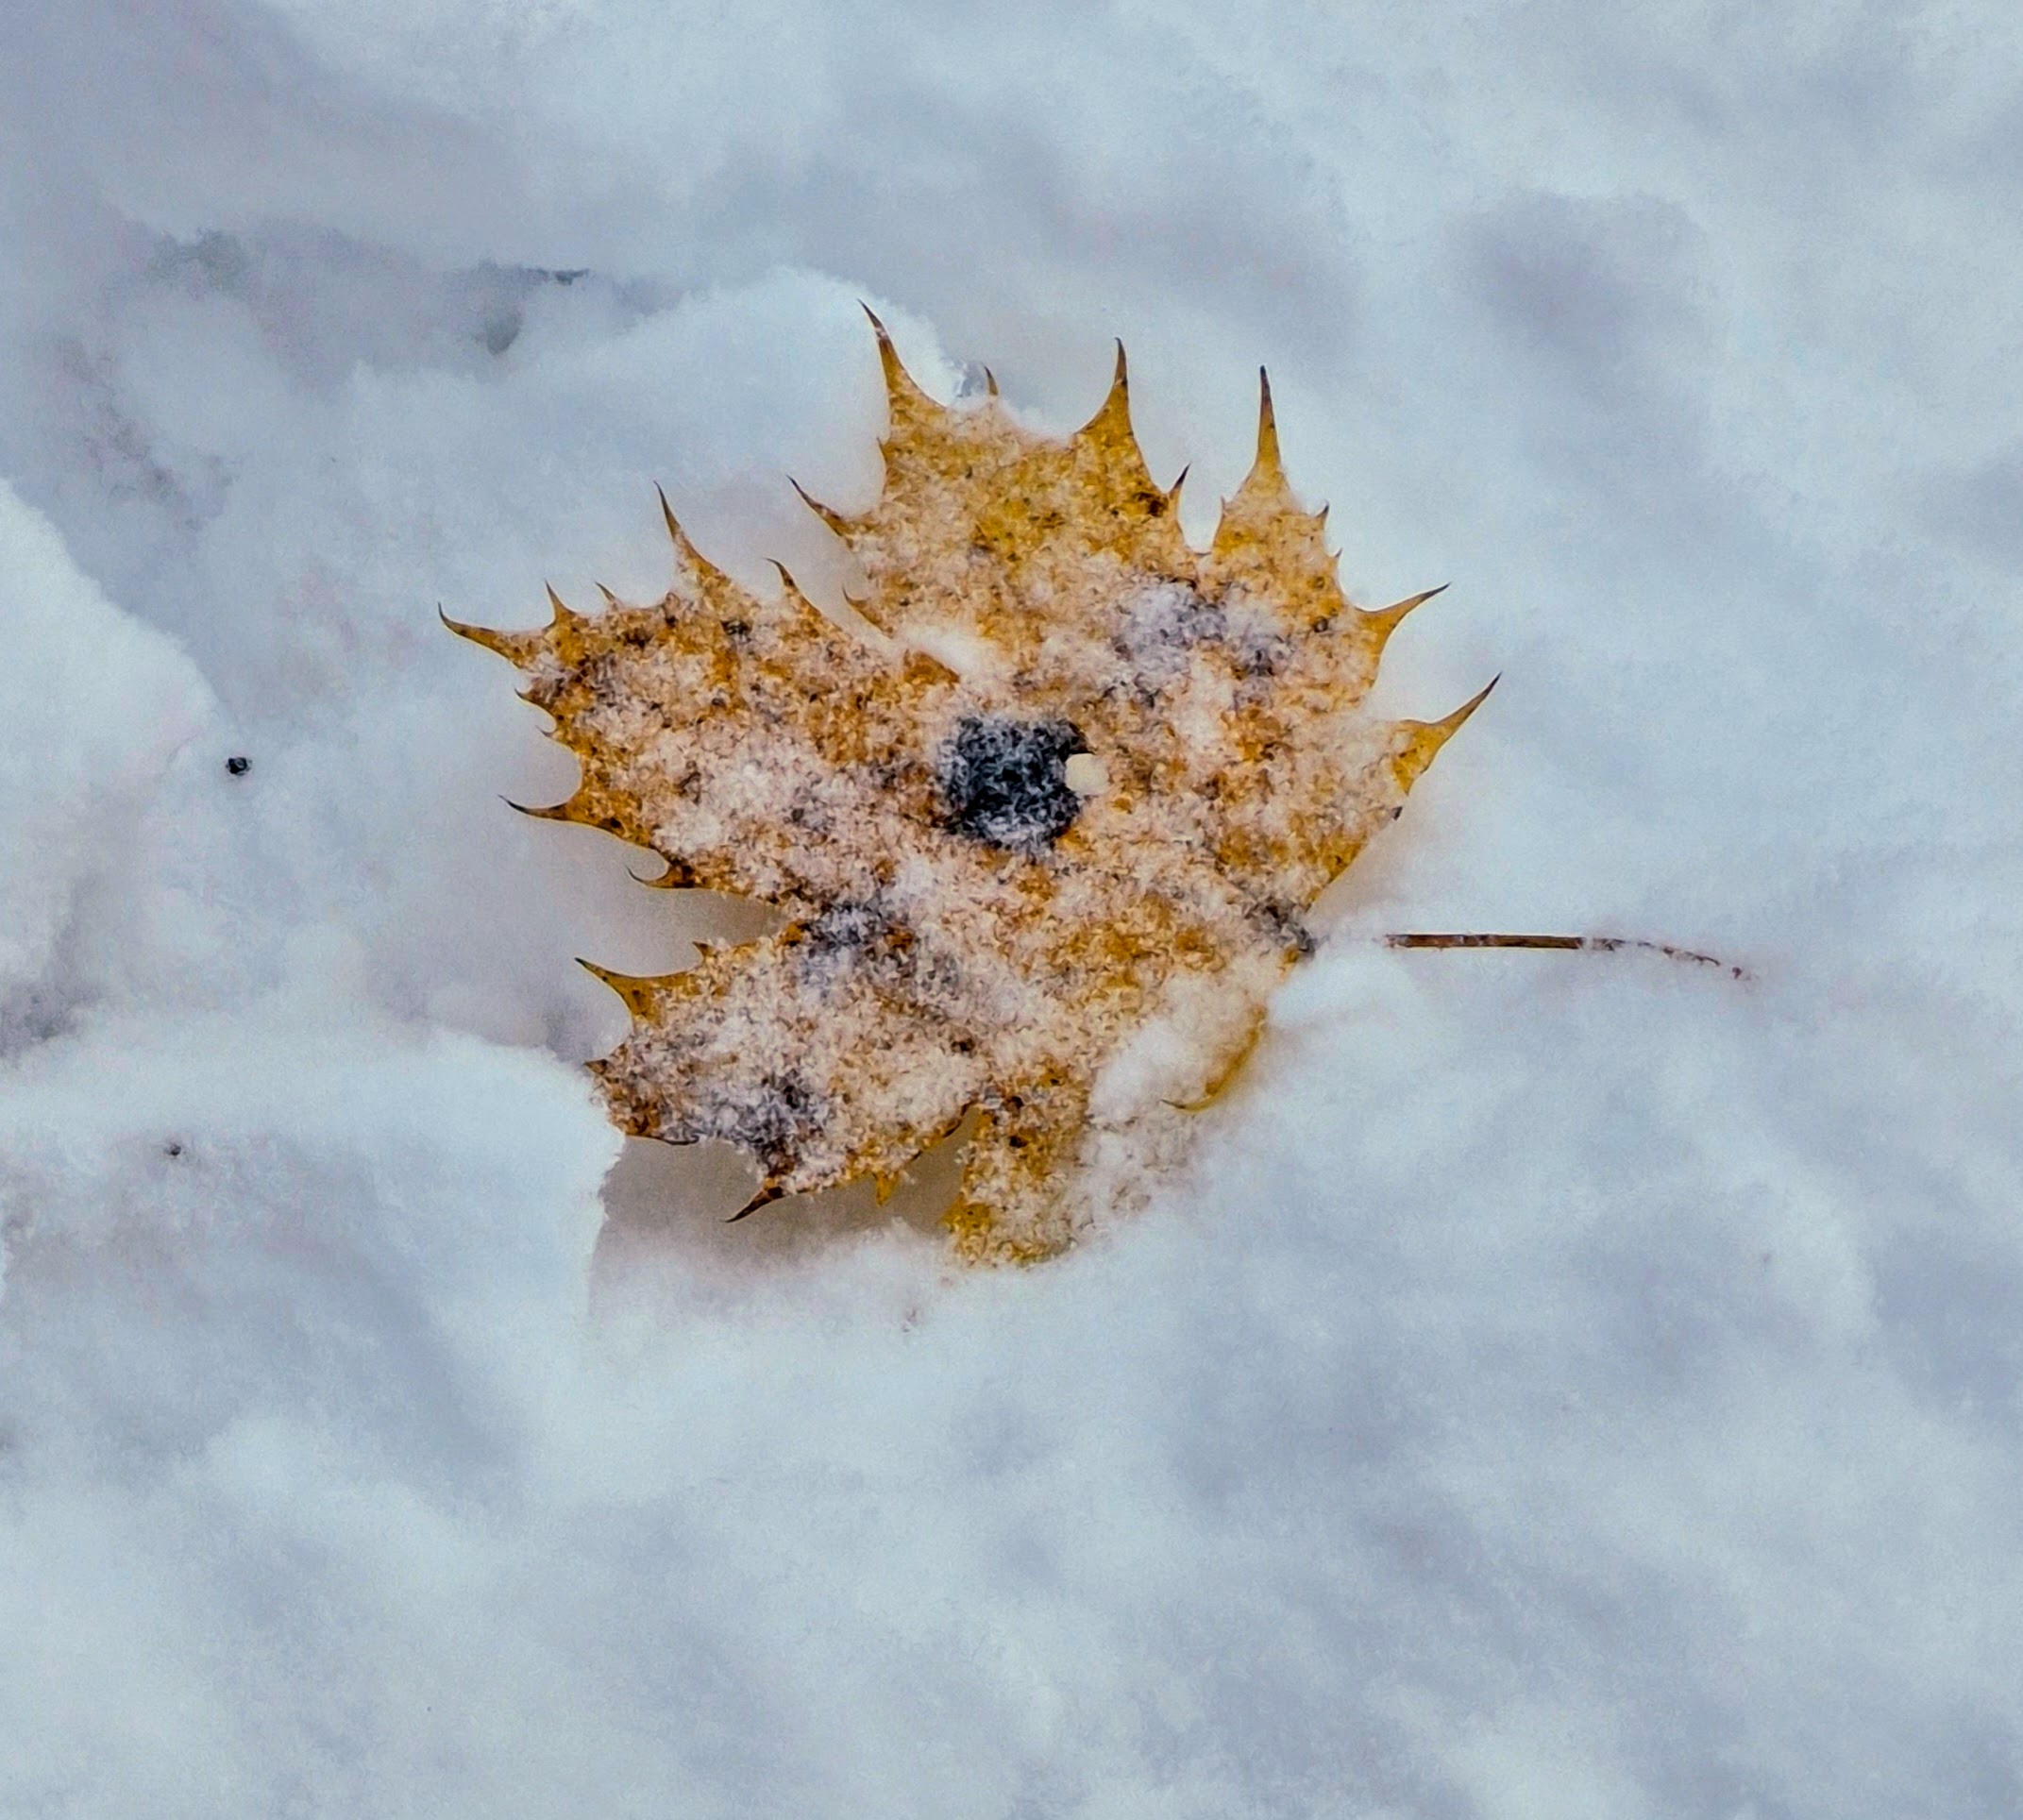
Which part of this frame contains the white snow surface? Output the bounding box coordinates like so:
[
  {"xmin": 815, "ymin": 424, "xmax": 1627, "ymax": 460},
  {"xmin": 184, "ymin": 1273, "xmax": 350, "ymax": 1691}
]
[{"xmin": 4, "ymin": 3, "xmax": 2022, "ymax": 1814}]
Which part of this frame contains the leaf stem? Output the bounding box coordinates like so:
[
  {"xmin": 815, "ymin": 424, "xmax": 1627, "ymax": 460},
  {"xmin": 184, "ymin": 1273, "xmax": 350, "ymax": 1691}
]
[{"xmin": 1382, "ymin": 932, "xmax": 1750, "ymax": 981}]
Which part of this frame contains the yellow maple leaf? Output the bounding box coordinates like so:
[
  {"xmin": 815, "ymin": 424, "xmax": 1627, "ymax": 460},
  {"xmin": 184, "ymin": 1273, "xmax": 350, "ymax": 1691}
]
[{"xmin": 448, "ymin": 312, "xmax": 1491, "ymax": 1260}]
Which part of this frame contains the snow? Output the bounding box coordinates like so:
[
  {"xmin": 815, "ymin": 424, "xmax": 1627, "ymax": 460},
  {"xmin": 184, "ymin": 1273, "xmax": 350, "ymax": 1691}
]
[
  {"xmin": 0, "ymin": 484, "xmax": 215, "ymax": 1038},
  {"xmin": 3, "ymin": 1, "xmax": 2021, "ymax": 1814}
]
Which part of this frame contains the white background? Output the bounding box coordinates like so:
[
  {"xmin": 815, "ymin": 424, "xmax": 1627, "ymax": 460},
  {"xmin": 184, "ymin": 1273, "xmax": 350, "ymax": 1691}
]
[{"xmin": 3, "ymin": 3, "xmax": 2020, "ymax": 1814}]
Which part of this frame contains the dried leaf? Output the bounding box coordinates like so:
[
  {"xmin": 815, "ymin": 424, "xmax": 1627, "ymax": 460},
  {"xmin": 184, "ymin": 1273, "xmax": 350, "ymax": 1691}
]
[{"xmin": 450, "ymin": 313, "xmax": 1491, "ymax": 1259}]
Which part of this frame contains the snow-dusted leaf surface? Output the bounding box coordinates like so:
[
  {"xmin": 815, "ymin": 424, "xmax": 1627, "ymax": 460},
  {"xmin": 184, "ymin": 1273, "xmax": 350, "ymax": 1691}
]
[
  {"xmin": 3, "ymin": 3, "xmax": 2021, "ymax": 1816},
  {"xmin": 451, "ymin": 322, "xmax": 1489, "ymax": 1259}
]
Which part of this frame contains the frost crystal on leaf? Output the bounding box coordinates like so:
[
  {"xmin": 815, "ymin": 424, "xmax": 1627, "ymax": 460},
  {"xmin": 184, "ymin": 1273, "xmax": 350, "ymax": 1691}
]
[{"xmin": 448, "ymin": 313, "xmax": 1491, "ymax": 1260}]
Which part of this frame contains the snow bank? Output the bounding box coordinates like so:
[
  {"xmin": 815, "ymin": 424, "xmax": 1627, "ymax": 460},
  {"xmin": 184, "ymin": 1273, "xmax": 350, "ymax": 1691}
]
[{"xmin": 3, "ymin": 1, "xmax": 2020, "ymax": 1814}]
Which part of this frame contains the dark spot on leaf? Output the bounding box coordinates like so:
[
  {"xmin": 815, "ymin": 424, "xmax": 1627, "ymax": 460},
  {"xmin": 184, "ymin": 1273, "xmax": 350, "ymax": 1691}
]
[
  {"xmin": 692, "ymin": 1072, "xmax": 824, "ymax": 1177},
  {"xmin": 1113, "ymin": 585, "xmax": 1226, "ymax": 692},
  {"xmin": 937, "ymin": 716, "xmax": 1088, "ymax": 853},
  {"xmin": 226, "ymin": 755, "xmax": 250, "ymax": 776},
  {"xmin": 1235, "ymin": 634, "xmax": 1286, "ymax": 678},
  {"xmin": 1253, "ymin": 900, "xmax": 1317, "ymax": 959},
  {"xmin": 805, "ymin": 900, "xmax": 891, "ymax": 954}
]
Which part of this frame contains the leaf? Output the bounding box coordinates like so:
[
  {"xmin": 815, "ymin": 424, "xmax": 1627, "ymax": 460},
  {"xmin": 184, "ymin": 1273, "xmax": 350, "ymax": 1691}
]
[{"xmin": 449, "ymin": 312, "xmax": 1491, "ymax": 1260}]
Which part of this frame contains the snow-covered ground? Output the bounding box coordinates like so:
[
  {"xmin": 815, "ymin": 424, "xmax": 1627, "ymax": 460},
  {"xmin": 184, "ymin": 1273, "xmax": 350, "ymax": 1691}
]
[{"xmin": 4, "ymin": 3, "xmax": 2021, "ymax": 1813}]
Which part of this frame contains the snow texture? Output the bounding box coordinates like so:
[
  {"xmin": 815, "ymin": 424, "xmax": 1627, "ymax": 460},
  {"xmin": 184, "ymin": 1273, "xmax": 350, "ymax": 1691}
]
[{"xmin": 2, "ymin": 2, "xmax": 2021, "ymax": 1814}]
